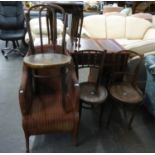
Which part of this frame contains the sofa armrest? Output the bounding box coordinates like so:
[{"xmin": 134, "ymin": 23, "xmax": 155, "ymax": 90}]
[
  {"xmin": 72, "ymin": 79, "xmax": 80, "ymax": 117},
  {"xmin": 124, "ymin": 39, "xmax": 155, "ymax": 54},
  {"xmin": 19, "ymin": 65, "xmax": 32, "ymax": 116},
  {"xmin": 64, "ymin": 61, "xmax": 79, "ymax": 115},
  {"xmin": 69, "ymin": 62, "xmax": 79, "ymax": 110}
]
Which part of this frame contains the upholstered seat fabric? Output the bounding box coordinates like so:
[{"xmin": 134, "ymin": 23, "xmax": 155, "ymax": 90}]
[{"xmin": 23, "ymin": 94, "xmax": 75, "ymax": 134}]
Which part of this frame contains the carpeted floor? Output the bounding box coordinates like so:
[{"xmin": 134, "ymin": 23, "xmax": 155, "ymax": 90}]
[{"xmin": 1, "ymin": 40, "xmax": 155, "ymax": 153}]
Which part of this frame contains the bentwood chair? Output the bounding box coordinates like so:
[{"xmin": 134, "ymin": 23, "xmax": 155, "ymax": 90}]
[
  {"xmin": 25, "ymin": 4, "xmax": 68, "ymax": 55},
  {"xmin": 19, "ymin": 4, "xmax": 80, "ymax": 152},
  {"xmin": 73, "ymin": 50, "xmax": 108, "ymax": 127},
  {"xmin": 107, "ymin": 50, "xmax": 144, "ymax": 129},
  {"xmin": 0, "ymin": 2, "xmax": 26, "ymax": 59}
]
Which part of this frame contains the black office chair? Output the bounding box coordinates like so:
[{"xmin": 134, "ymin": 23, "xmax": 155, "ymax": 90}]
[{"xmin": 0, "ymin": 2, "xmax": 27, "ymax": 59}]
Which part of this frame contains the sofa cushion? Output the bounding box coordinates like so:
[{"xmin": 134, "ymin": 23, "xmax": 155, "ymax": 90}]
[
  {"xmin": 82, "ymin": 15, "xmax": 106, "ymax": 38},
  {"xmin": 30, "ymin": 17, "xmax": 64, "ymax": 35},
  {"xmin": 34, "ymin": 34, "xmax": 70, "ymax": 46},
  {"xmin": 81, "ymin": 15, "xmax": 154, "ymax": 40},
  {"xmin": 126, "ymin": 17, "xmax": 152, "ymax": 39},
  {"xmin": 106, "ymin": 15, "xmax": 126, "ymax": 39}
]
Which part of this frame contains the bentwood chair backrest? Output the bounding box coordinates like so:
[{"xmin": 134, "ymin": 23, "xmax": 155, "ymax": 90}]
[
  {"xmin": 25, "ymin": 4, "xmax": 67, "ymax": 54},
  {"xmin": 73, "ymin": 49, "xmax": 107, "ymax": 90}
]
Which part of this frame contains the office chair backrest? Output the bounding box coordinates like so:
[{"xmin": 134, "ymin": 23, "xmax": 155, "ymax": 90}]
[
  {"xmin": 26, "ymin": 4, "xmax": 67, "ymax": 54},
  {"xmin": 0, "ymin": 2, "xmax": 24, "ymax": 29}
]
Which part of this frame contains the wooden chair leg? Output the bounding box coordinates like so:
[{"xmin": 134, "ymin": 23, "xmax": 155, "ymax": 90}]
[
  {"xmin": 79, "ymin": 101, "xmax": 82, "ymax": 120},
  {"xmin": 99, "ymin": 103, "xmax": 105, "ymax": 128},
  {"xmin": 128, "ymin": 106, "xmax": 139, "ymax": 129},
  {"xmin": 123, "ymin": 104, "xmax": 127, "ymax": 119},
  {"xmin": 5, "ymin": 40, "xmax": 8, "ymax": 47},
  {"xmin": 73, "ymin": 131, "xmax": 78, "ymax": 146},
  {"xmin": 106, "ymin": 103, "xmax": 114, "ymax": 128},
  {"xmin": 24, "ymin": 132, "xmax": 30, "ymax": 153},
  {"xmin": 72, "ymin": 122, "xmax": 79, "ymax": 146}
]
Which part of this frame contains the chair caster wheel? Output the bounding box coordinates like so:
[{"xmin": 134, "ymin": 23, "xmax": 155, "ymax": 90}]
[
  {"xmin": 21, "ymin": 52, "xmax": 25, "ymax": 57},
  {"xmin": 1, "ymin": 50, "xmax": 4, "ymax": 55}
]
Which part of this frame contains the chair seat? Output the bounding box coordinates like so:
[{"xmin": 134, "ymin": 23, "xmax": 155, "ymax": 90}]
[
  {"xmin": 80, "ymin": 82, "xmax": 108, "ymax": 104},
  {"xmin": 0, "ymin": 29, "xmax": 25, "ymax": 40},
  {"xmin": 109, "ymin": 83, "xmax": 143, "ymax": 104},
  {"xmin": 23, "ymin": 94, "xmax": 76, "ymax": 134}
]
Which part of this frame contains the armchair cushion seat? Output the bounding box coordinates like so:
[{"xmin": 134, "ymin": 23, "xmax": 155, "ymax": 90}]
[{"xmin": 23, "ymin": 94, "xmax": 75, "ymax": 134}]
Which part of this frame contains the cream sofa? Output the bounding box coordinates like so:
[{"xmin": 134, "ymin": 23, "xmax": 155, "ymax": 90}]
[{"xmin": 81, "ymin": 15, "xmax": 155, "ymax": 56}]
